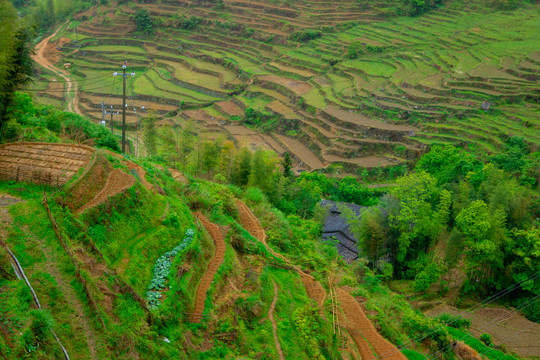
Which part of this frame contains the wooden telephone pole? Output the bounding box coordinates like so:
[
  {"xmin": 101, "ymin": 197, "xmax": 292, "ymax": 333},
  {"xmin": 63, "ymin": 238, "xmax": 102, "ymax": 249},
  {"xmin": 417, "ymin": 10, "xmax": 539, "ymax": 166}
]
[{"xmin": 113, "ymin": 61, "xmax": 135, "ymax": 153}]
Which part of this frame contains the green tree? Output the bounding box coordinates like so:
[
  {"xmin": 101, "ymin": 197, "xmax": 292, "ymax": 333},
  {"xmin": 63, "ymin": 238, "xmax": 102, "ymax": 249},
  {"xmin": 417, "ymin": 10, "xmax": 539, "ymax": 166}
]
[
  {"xmin": 0, "ymin": 9, "xmax": 34, "ymax": 131},
  {"xmin": 388, "ymin": 171, "xmax": 437, "ymax": 263},
  {"xmin": 282, "ymin": 152, "xmax": 293, "ymax": 178},
  {"xmin": 134, "ymin": 8, "xmax": 153, "ymax": 34},
  {"xmin": 232, "ymin": 148, "xmax": 252, "ymax": 187},
  {"xmin": 142, "ymin": 112, "xmax": 157, "ymax": 156}
]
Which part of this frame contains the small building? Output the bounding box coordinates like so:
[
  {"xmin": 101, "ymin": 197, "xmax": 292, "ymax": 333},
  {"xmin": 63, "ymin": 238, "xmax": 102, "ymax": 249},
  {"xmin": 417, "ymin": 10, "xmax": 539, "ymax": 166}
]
[
  {"xmin": 481, "ymin": 101, "xmax": 491, "ymax": 111},
  {"xmin": 320, "ymin": 199, "xmax": 364, "ymax": 262}
]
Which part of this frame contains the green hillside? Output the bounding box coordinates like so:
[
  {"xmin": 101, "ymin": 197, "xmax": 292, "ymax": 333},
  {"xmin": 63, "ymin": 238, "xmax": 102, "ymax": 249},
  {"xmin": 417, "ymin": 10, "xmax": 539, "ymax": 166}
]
[{"xmin": 0, "ymin": 0, "xmax": 538, "ymax": 359}]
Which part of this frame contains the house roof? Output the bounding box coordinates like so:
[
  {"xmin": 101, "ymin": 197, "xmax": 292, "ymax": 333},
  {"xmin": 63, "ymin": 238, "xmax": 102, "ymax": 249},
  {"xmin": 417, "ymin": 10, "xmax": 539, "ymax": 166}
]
[{"xmin": 320, "ymin": 199, "xmax": 364, "ymax": 262}]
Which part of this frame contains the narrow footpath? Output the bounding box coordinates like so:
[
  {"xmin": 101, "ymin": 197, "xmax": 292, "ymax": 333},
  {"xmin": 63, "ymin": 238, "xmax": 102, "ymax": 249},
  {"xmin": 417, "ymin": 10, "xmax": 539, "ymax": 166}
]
[
  {"xmin": 190, "ymin": 213, "xmax": 226, "ymax": 322},
  {"xmin": 33, "ymin": 22, "xmax": 82, "ymax": 115},
  {"xmin": 269, "ymin": 280, "xmax": 285, "ymax": 360}
]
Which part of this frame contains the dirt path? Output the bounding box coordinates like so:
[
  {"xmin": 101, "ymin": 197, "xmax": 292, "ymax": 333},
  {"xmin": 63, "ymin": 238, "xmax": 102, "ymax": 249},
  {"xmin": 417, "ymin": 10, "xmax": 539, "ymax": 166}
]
[
  {"xmin": 33, "ymin": 22, "xmax": 82, "ymax": 115},
  {"xmin": 269, "ymin": 280, "xmax": 285, "ymax": 360},
  {"xmin": 76, "ymin": 169, "xmax": 135, "ymax": 214},
  {"xmin": 236, "ymin": 200, "xmax": 326, "ymax": 307},
  {"xmin": 190, "ymin": 213, "xmax": 227, "ymax": 323},
  {"xmin": 337, "ymin": 288, "xmax": 407, "ymax": 360}
]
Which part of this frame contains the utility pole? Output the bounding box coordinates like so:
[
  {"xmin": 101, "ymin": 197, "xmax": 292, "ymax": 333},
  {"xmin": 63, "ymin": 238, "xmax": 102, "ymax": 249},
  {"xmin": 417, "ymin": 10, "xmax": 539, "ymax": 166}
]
[
  {"xmin": 104, "ymin": 105, "xmax": 119, "ymax": 134},
  {"xmin": 113, "ymin": 61, "xmax": 135, "ymax": 153}
]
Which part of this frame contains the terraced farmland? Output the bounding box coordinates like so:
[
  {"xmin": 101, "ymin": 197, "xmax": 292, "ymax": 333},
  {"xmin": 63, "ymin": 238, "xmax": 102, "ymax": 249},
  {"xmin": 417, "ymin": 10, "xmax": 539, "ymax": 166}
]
[{"xmin": 30, "ymin": 0, "xmax": 540, "ymax": 173}]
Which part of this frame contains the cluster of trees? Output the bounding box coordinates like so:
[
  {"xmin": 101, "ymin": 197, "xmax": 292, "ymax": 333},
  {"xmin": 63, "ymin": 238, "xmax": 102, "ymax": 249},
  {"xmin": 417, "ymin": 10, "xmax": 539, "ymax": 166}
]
[
  {"xmin": 289, "ymin": 29, "xmax": 322, "ymax": 42},
  {"xmin": 347, "ymin": 42, "xmax": 385, "ymax": 59},
  {"xmin": 399, "ymin": 0, "xmax": 446, "ymax": 16},
  {"xmin": 345, "ymin": 144, "xmax": 539, "ymax": 319},
  {"xmin": 0, "ymin": 0, "xmax": 34, "ymax": 133},
  {"xmin": 2, "ymin": 93, "xmax": 120, "ymax": 151},
  {"xmin": 134, "ymin": 8, "xmax": 154, "ymax": 34},
  {"xmin": 148, "ymin": 120, "xmax": 380, "ymax": 217}
]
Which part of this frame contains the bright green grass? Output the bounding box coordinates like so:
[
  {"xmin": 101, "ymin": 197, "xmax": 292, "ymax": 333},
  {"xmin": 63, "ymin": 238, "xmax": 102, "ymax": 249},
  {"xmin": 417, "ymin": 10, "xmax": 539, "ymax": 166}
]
[
  {"xmin": 141, "ymin": 70, "xmax": 219, "ymax": 102},
  {"xmin": 302, "ymin": 88, "xmax": 327, "ymax": 109},
  {"xmin": 161, "ymin": 60, "xmax": 224, "ymax": 92},
  {"xmin": 83, "ymin": 45, "xmax": 147, "ymax": 54},
  {"xmin": 344, "ymin": 59, "xmax": 397, "ymax": 77}
]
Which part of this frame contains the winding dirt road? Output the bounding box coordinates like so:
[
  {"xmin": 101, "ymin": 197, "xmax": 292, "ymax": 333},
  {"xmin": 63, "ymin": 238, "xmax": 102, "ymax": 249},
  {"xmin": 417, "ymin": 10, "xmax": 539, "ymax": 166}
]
[{"xmin": 33, "ymin": 22, "xmax": 82, "ymax": 115}]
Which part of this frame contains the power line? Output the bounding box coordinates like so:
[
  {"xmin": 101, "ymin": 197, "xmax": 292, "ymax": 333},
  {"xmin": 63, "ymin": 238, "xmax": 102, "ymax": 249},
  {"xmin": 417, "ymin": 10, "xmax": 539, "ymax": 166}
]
[
  {"xmin": 376, "ymin": 270, "xmax": 540, "ymax": 360},
  {"xmin": 425, "ymin": 295, "xmax": 540, "ymax": 360},
  {"xmin": 21, "ymin": 76, "xmax": 114, "ymax": 92},
  {"xmin": 29, "ymin": 73, "xmax": 111, "ymax": 83},
  {"xmin": 479, "ymin": 322, "xmax": 538, "ymax": 359}
]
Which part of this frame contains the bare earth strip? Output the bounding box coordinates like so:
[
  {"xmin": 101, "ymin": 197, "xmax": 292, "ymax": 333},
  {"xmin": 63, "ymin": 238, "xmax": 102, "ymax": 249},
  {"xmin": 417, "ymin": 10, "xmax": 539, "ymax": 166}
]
[
  {"xmin": 324, "ymin": 107, "xmax": 418, "ymax": 132},
  {"xmin": 236, "ymin": 200, "xmax": 327, "ymax": 308},
  {"xmin": 337, "ymin": 288, "xmax": 407, "ymax": 360},
  {"xmin": 190, "ymin": 214, "xmax": 226, "ymax": 323},
  {"xmin": 76, "ymin": 169, "xmax": 135, "ymax": 214},
  {"xmin": 274, "ymin": 134, "xmax": 325, "ymax": 170}
]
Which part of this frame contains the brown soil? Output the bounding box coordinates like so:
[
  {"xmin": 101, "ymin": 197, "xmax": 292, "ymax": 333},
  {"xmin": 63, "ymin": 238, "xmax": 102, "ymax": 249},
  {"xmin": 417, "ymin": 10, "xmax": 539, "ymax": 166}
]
[
  {"xmin": 455, "ymin": 342, "xmax": 482, "ymax": 360},
  {"xmin": 224, "ymin": 125, "xmax": 258, "ymax": 135},
  {"xmin": 425, "ymin": 304, "xmax": 540, "ymax": 357},
  {"xmin": 0, "ymin": 142, "xmax": 94, "ymax": 184},
  {"xmin": 274, "ymin": 134, "xmax": 325, "ymax": 170},
  {"xmin": 259, "ymin": 75, "xmax": 312, "ymax": 95},
  {"xmin": 324, "ymin": 154, "xmax": 394, "ymax": 168},
  {"xmin": 168, "ymin": 168, "xmax": 188, "ymax": 184},
  {"xmin": 236, "ymin": 200, "xmax": 327, "ymax": 308},
  {"xmin": 33, "ymin": 22, "xmax": 82, "ymax": 115},
  {"xmin": 190, "ymin": 213, "xmax": 227, "ymax": 323},
  {"xmin": 337, "ymin": 288, "xmax": 407, "ymax": 360},
  {"xmin": 267, "ymin": 100, "xmax": 297, "ymax": 119},
  {"xmin": 324, "ymin": 107, "xmax": 418, "ymax": 132},
  {"xmin": 216, "ymin": 101, "xmax": 244, "ymax": 116},
  {"xmin": 269, "ymin": 280, "xmax": 285, "ymax": 360},
  {"xmin": 126, "ymin": 162, "xmax": 153, "ymax": 191},
  {"xmin": 76, "ymin": 169, "xmax": 136, "ymax": 214}
]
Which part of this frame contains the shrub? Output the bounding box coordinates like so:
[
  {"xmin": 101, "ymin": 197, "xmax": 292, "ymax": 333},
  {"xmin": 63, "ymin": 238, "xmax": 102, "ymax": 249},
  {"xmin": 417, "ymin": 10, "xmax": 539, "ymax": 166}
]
[
  {"xmin": 436, "ymin": 313, "xmax": 471, "ymax": 330},
  {"xmin": 480, "ymin": 333, "xmax": 493, "ymax": 347},
  {"xmin": 134, "ymin": 8, "xmax": 153, "ymax": 34},
  {"xmin": 289, "ymin": 29, "xmax": 322, "ymax": 42}
]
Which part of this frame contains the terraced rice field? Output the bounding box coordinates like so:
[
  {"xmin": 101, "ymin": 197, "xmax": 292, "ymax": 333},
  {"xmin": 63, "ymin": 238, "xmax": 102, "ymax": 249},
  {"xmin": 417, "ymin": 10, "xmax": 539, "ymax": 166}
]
[
  {"xmin": 32, "ymin": 0, "xmax": 540, "ymax": 173},
  {"xmin": 0, "ymin": 142, "xmax": 94, "ymax": 185}
]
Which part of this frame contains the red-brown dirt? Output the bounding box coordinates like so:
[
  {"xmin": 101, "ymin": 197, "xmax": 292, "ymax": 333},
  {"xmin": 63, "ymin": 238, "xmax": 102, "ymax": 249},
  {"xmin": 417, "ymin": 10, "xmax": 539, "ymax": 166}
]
[
  {"xmin": 168, "ymin": 168, "xmax": 188, "ymax": 184},
  {"xmin": 337, "ymin": 288, "xmax": 407, "ymax": 360},
  {"xmin": 215, "ymin": 101, "xmax": 244, "ymax": 116},
  {"xmin": 0, "ymin": 142, "xmax": 94, "ymax": 185},
  {"xmin": 236, "ymin": 200, "xmax": 327, "ymax": 308},
  {"xmin": 75, "ymin": 169, "xmax": 136, "ymax": 214},
  {"xmin": 259, "ymin": 75, "xmax": 312, "ymax": 95},
  {"xmin": 190, "ymin": 213, "xmax": 227, "ymax": 323}
]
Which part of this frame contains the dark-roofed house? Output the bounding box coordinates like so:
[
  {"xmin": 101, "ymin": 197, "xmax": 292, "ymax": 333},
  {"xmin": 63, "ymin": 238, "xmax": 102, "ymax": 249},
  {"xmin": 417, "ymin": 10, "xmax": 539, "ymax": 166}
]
[{"xmin": 320, "ymin": 199, "xmax": 364, "ymax": 262}]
